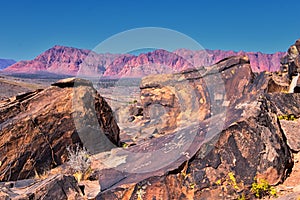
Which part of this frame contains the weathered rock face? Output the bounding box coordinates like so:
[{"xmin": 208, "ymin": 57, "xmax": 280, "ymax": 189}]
[
  {"xmin": 92, "ymin": 56, "xmax": 297, "ymax": 199},
  {"xmin": 139, "ymin": 56, "xmax": 254, "ymax": 134},
  {"xmin": 0, "ymin": 174, "xmax": 84, "ymax": 199},
  {"xmin": 267, "ymin": 94, "xmax": 300, "ymax": 152},
  {"xmin": 0, "ymin": 78, "xmax": 120, "ymax": 181},
  {"xmin": 1, "ymin": 41, "xmax": 299, "ymax": 199},
  {"xmin": 94, "ymin": 39, "xmax": 300, "ymax": 199},
  {"xmin": 280, "ymin": 39, "xmax": 300, "ymax": 93},
  {"xmin": 279, "ymin": 119, "xmax": 300, "ymax": 152},
  {"xmin": 95, "ymin": 93, "xmax": 296, "ymax": 199}
]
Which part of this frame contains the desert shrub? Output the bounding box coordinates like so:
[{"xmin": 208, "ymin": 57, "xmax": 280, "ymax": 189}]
[
  {"xmin": 251, "ymin": 178, "xmax": 276, "ymax": 198},
  {"xmin": 278, "ymin": 114, "xmax": 298, "ymax": 121},
  {"xmin": 66, "ymin": 144, "xmax": 91, "ymax": 182},
  {"xmin": 215, "ymin": 172, "xmax": 245, "ymax": 199}
]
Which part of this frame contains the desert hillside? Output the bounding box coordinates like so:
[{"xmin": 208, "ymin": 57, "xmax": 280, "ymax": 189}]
[{"xmin": 0, "ymin": 39, "xmax": 300, "ymax": 199}]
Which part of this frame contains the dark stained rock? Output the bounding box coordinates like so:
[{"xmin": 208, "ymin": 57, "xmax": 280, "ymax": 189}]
[
  {"xmin": 95, "ymin": 93, "xmax": 295, "ymax": 199},
  {"xmin": 127, "ymin": 116, "xmax": 135, "ymax": 122},
  {"xmin": 266, "ymin": 93, "xmax": 300, "ymax": 116},
  {"xmin": 51, "ymin": 77, "xmax": 93, "ymax": 88},
  {"xmin": 279, "ymin": 39, "xmax": 300, "ymax": 92},
  {"xmin": 93, "ymin": 56, "xmax": 297, "ymax": 199},
  {"xmin": 128, "ymin": 104, "xmax": 143, "ymax": 117},
  {"xmin": 138, "ymin": 54, "xmax": 296, "ymax": 143},
  {"xmin": 1, "ymin": 41, "xmax": 300, "ymax": 199},
  {"xmin": 139, "ymin": 56, "xmax": 253, "ymax": 134},
  {"xmin": 266, "ymin": 93, "xmax": 300, "ymax": 152},
  {"xmin": 295, "ymin": 39, "xmax": 300, "ymax": 53},
  {"xmin": 0, "ymin": 174, "xmax": 84, "ymax": 199},
  {"xmin": 279, "ymin": 119, "xmax": 300, "ymax": 152},
  {"xmin": 0, "ymin": 78, "xmax": 120, "ymax": 181}
]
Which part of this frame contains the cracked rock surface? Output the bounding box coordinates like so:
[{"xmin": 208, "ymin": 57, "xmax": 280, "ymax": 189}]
[
  {"xmin": 96, "ymin": 57, "xmax": 298, "ymax": 199},
  {"xmin": 0, "ymin": 78, "xmax": 120, "ymax": 182}
]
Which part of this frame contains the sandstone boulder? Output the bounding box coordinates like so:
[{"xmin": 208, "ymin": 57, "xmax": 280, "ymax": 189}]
[
  {"xmin": 93, "ymin": 56, "xmax": 296, "ymax": 199},
  {"xmin": 279, "ymin": 39, "xmax": 300, "ymax": 92},
  {"xmin": 0, "ymin": 174, "xmax": 83, "ymax": 199},
  {"xmin": 0, "ymin": 78, "xmax": 120, "ymax": 181},
  {"xmin": 139, "ymin": 56, "xmax": 251, "ymax": 133},
  {"xmin": 95, "ymin": 93, "xmax": 296, "ymax": 199}
]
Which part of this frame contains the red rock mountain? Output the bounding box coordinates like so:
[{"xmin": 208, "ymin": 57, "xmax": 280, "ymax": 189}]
[
  {"xmin": 175, "ymin": 49, "xmax": 285, "ymax": 72},
  {"xmin": 4, "ymin": 46, "xmax": 121, "ymax": 75},
  {"xmin": 4, "ymin": 45, "xmax": 285, "ymax": 76}
]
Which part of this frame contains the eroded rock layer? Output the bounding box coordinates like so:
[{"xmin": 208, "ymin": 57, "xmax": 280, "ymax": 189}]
[{"xmin": 0, "ymin": 78, "xmax": 120, "ymax": 181}]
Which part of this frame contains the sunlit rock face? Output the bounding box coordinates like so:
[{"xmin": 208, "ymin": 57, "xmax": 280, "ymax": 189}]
[{"xmin": 0, "ymin": 78, "xmax": 120, "ymax": 181}]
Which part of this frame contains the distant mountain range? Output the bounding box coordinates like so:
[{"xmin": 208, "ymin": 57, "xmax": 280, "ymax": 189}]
[
  {"xmin": 3, "ymin": 45, "xmax": 286, "ymax": 77},
  {"xmin": 0, "ymin": 59, "xmax": 16, "ymax": 70}
]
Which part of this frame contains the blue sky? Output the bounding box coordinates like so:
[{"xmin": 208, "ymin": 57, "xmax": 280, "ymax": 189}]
[{"xmin": 1, "ymin": 0, "xmax": 299, "ymax": 61}]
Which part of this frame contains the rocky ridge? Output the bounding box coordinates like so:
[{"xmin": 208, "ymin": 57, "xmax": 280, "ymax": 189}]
[
  {"xmin": 95, "ymin": 55, "xmax": 297, "ymax": 199},
  {"xmin": 1, "ymin": 40, "xmax": 300, "ymax": 199},
  {"xmin": 3, "ymin": 46, "xmax": 121, "ymax": 75},
  {"xmin": 4, "ymin": 45, "xmax": 285, "ymax": 77},
  {"xmin": 0, "ymin": 59, "xmax": 15, "ymax": 70}
]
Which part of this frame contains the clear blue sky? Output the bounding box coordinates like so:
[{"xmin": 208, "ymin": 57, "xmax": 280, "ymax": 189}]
[{"xmin": 1, "ymin": 0, "xmax": 299, "ymax": 61}]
